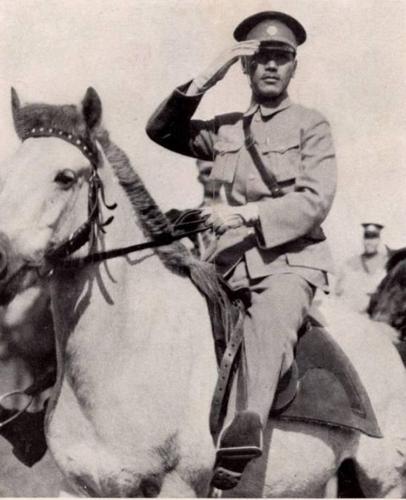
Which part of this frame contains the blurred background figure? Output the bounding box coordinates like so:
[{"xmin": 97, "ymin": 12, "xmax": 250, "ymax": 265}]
[
  {"xmin": 196, "ymin": 159, "xmax": 223, "ymax": 206},
  {"xmin": 335, "ymin": 223, "xmax": 388, "ymax": 313}
]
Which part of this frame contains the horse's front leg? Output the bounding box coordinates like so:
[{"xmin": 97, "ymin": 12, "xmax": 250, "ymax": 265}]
[
  {"xmin": 324, "ymin": 475, "xmax": 338, "ymax": 497},
  {"xmin": 159, "ymin": 470, "xmax": 198, "ymax": 497},
  {"xmin": 58, "ymin": 479, "xmax": 80, "ymax": 497}
]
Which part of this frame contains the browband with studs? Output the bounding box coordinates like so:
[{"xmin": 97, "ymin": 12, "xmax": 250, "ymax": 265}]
[{"xmin": 22, "ymin": 127, "xmax": 98, "ymax": 165}]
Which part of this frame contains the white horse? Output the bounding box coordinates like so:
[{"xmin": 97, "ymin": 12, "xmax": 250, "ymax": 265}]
[{"xmin": 0, "ymin": 88, "xmax": 405, "ymax": 497}]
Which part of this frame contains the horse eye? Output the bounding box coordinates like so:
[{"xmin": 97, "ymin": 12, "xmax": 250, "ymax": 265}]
[{"xmin": 54, "ymin": 169, "xmax": 77, "ymax": 189}]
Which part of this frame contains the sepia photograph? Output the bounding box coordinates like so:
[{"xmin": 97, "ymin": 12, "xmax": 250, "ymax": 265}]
[{"xmin": 0, "ymin": 0, "xmax": 404, "ymax": 497}]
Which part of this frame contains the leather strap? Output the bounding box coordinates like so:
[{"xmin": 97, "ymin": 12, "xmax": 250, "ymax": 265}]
[
  {"xmin": 236, "ymin": 339, "xmax": 248, "ymax": 412},
  {"xmin": 209, "ymin": 300, "xmax": 245, "ymax": 437},
  {"xmin": 242, "ymin": 115, "xmax": 283, "ymax": 198},
  {"xmin": 47, "ymin": 209, "xmax": 211, "ymax": 269},
  {"xmin": 48, "ymin": 226, "xmax": 210, "ymax": 269}
]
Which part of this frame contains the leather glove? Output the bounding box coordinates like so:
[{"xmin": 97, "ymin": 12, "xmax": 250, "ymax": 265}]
[
  {"xmin": 186, "ymin": 41, "xmax": 260, "ymax": 95},
  {"xmin": 201, "ymin": 203, "xmax": 258, "ymax": 235}
]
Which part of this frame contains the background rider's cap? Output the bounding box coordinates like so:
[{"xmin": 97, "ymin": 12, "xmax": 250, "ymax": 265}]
[
  {"xmin": 233, "ymin": 11, "xmax": 306, "ymax": 52},
  {"xmin": 362, "ymin": 223, "xmax": 384, "ymax": 238}
]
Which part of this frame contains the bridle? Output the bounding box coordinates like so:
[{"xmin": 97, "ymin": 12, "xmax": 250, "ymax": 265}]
[
  {"xmin": 0, "ymin": 125, "xmax": 211, "ymax": 430},
  {"xmin": 21, "ymin": 126, "xmax": 210, "ymax": 269}
]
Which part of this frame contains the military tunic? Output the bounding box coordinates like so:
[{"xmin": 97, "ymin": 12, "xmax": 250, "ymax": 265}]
[
  {"xmin": 147, "ymin": 85, "xmax": 336, "ymax": 276},
  {"xmin": 335, "ymin": 252, "xmax": 387, "ymax": 313},
  {"xmin": 146, "ymin": 82, "xmax": 337, "ymax": 424}
]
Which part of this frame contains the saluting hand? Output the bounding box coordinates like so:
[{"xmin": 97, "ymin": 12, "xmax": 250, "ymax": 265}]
[{"xmin": 187, "ymin": 41, "xmax": 260, "ymax": 95}]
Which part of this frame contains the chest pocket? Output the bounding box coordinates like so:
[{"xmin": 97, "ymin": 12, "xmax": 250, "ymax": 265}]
[
  {"xmin": 259, "ymin": 139, "xmax": 301, "ymax": 186},
  {"xmin": 209, "ymin": 140, "xmax": 245, "ymax": 184}
]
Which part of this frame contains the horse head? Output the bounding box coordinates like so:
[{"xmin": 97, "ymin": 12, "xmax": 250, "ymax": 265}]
[
  {"xmin": 368, "ymin": 246, "xmax": 406, "ymax": 338},
  {"xmin": 0, "ymin": 88, "xmax": 104, "ymax": 305}
]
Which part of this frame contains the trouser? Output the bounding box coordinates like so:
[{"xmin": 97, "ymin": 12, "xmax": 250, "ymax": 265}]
[{"xmin": 228, "ymin": 270, "xmax": 315, "ymax": 426}]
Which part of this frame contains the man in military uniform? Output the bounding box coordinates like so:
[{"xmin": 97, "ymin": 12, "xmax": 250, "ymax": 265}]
[
  {"xmin": 146, "ymin": 10, "xmax": 336, "ymax": 489},
  {"xmin": 335, "ymin": 223, "xmax": 387, "ymax": 313}
]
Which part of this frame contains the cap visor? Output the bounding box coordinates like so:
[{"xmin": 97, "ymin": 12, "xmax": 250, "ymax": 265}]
[{"xmin": 259, "ymin": 41, "xmax": 296, "ymax": 53}]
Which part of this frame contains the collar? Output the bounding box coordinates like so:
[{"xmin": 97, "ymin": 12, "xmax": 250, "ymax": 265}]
[{"xmin": 243, "ymin": 94, "xmax": 292, "ymax": 119}]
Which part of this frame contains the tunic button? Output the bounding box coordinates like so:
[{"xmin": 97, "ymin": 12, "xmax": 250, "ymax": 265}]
[{"xmin": 248, "ymin": 174, "xmax": 256, "ymax": 181}]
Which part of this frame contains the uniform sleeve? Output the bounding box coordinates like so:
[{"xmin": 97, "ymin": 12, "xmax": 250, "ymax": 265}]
[
  {"xmin": 145, "ymin": 81, "xmax": 217, "ymax": 161},
  {"xmin": 256, "ymin": 113, "xmax": 337, "ymax": 249}
]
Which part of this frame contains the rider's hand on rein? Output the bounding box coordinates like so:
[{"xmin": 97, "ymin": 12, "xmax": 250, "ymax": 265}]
[{"xmin": 200, "ymin": 204, "xmax": 259, "ymax": 235}]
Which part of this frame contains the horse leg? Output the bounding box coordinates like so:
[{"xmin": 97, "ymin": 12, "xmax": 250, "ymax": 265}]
[
  {"xmin": 260, "ymin": 422, "xmax": 347, "ymax": 498},
  {"xmin": 58, "ymin": 489, "xmax": 79, "ymax": 498},
  {"xmin": 58, "ymin": 479, "xmax": 79, "ymax": 497},
  {"xmin": 384, "ymin": 485, "xmax": 404, "ymax": 498},
  {"xmin": 324, "ymin": 475, "xmax": 338, "ymax": 497},
  {"xmin": 159, "ymin": 470, "xmax": 197, "ymax": 497},
  {"xmin": 354, "ymin": 435, "xmax": 406, "ymax": 498}
]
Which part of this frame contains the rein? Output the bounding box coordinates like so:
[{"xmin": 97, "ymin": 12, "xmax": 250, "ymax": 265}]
[
  {"xmin": 22, "ymin": 126, "xmax": 210, "ymax": 269},
  {"xmin": 47, "ymin": 225, "xmax": 210, "ymax": 269}
]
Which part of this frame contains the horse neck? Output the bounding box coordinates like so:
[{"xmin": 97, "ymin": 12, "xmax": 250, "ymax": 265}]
[{"xmin": 50, "ymin": 138, "xmax": 215, "ymax": 406}]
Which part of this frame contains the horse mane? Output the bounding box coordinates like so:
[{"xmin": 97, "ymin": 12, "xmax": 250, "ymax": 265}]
[
  {"xmin": 386, "ymin": 247, "xmax": 406, "ymax": 273},
  {"xmin": 369, "ymin": 246, "xmax": 406, "ymax": 309},
  {"xmin": 95, "ymin": 128, "xmax": 191, "ymax": 273},
  {"xmin": 365, "ymin": 246, "xmax": 406, "ymax": 341},
  {"xmin": 95, "ymin": 129, "xmax": 232, "ymax": 326}
]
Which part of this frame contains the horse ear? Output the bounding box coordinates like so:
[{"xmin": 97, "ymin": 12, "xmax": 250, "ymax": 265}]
[
  {"xmin": 11, "ymin": 87, "xmax": 22, "ymax": 139},
  {"xmin": 11, "ymin": 87, "xmax": 20, "ymax": 112},
  {"xmin": 385, "ymin": 245, "xmax": 395, "ymax": 257},
  {"xmin": 11, "ymin": 87, "xmax": 21, "ymax": 124},
  {"xmin": 81, "ymin": 87, "xmax": 102, "ymax": 131}
]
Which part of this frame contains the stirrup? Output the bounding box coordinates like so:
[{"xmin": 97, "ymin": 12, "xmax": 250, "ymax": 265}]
[
  {"xmin": 211, "ymin": 411, "xmax": 263, "ymax": 490},
  {"xmin": 212, "ymin": 466, "xmax": 243, "ymax": 490},
  {"xmin": 211, "ymin": 446, "xmax": 262, "ymax": 490}
]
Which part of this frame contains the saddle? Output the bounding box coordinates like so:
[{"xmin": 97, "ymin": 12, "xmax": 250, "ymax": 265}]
[
  {"xmin": 272, "ymin": 313, "xmax": 382, "ymax": 437},
  {"xmin": 207, "ymin": 289, "xmax": 382, "ymax": 441}
]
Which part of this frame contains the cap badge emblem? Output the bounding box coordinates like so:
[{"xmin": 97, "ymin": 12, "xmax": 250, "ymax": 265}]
[{"xmin": 267, "ymin": 26, "xmax": 279, "ymax": 36}]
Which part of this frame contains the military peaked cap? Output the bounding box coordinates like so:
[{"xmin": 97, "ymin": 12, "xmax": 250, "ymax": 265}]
[
  {"xmin": 362, "ymin": 223, "xmax": 384, "ymax": 238},
  {"xmin": 234, "ymin": 11, "xmax": 307, "ymax": 51}
]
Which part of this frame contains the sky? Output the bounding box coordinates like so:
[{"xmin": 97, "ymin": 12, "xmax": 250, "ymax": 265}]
[{"xmin": 0, "ymin": 0, "xmax": 405, "ymax": 265}]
